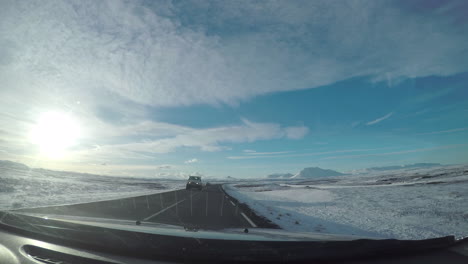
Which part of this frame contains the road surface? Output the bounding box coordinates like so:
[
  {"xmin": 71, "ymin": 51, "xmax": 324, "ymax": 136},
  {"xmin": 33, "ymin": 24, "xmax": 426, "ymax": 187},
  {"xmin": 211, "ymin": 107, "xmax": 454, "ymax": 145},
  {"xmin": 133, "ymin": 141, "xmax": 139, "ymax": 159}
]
[{"xmin": 15, "ymin": 184, "xmax": 276, "ymax": 229}]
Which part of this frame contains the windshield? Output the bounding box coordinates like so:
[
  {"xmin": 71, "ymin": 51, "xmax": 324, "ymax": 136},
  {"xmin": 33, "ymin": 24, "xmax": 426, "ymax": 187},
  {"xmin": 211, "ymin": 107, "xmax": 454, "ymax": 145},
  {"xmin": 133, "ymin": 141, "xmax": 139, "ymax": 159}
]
[{"xmin": 1, "ymin": 0, "xmax": 467, "ymax": 251}]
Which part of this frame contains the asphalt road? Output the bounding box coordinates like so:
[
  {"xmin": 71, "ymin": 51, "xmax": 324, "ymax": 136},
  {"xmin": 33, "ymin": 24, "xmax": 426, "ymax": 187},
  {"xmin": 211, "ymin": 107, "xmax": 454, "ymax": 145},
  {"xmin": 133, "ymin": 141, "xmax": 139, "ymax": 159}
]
[{"xmin": 15, "ymin": 184, "xmax": 273, "ymax": 230}]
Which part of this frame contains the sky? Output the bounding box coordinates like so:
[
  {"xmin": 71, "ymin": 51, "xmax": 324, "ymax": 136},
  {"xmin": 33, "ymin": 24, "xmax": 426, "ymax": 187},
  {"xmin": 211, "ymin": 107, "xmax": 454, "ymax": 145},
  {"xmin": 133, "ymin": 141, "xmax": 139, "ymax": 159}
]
[{"xmin": 0, "ymin": 0, "xmax": 467, "ymax": 178}]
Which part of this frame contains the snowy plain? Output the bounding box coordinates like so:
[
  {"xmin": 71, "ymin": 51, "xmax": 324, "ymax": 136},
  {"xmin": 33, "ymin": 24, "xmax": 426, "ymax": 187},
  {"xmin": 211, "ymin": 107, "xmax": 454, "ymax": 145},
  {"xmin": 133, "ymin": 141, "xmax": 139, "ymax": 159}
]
[
  {"xmin": 2, "ymin": 160, "xmax": 467, "ymax": 240},
  {"xmin": 224, "ymin": 165, "xmax": 468, "ymax": 240},
  {"xmin": 0, "ymin": 161, "xmax": 183, "ymax": 210}
]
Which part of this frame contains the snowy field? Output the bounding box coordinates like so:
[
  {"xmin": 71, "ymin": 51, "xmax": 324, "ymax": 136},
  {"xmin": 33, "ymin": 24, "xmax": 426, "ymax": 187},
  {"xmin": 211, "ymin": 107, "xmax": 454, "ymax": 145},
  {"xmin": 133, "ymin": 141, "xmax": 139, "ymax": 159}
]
[
  {"xmin": 2, "ymin": 160, "xmax": 467, "ymax": 240},
  {"xmin": 224, "ymin": 165, "xmax": 468, "ymax": 240},
  {"xmin": 0, "ymin": 161, "xmax": 183, "ymax": 210}
]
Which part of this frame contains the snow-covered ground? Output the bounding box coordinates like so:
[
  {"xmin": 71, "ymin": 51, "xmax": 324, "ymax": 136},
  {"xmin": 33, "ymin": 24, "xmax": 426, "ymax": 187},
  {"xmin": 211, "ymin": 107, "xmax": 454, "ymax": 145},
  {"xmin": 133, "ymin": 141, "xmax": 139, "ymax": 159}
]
[
  {"xmin": 3, "ymin": 160, "xmax": 468, "ymax": 240},
  {"xmin": 224, "ymin": 165, "xmax": 468, "ymax": 240},
  {"xmin": 0, "ymin": 162, "xmax": 183, "ymax": 210}
]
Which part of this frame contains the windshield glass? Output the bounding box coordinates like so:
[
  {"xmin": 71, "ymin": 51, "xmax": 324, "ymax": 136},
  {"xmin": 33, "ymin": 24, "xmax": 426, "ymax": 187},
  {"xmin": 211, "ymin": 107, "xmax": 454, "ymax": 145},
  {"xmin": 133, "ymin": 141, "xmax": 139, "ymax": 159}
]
[{"xmin": 0, "ymin": 0, "xmax": 467, "ymax": 246}]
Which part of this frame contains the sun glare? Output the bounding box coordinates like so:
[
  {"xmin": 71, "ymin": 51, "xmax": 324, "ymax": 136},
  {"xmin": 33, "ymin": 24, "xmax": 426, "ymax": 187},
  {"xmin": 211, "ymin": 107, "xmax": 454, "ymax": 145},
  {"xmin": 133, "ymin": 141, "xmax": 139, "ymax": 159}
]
[{"xmin": 30, "ymin": 111, "xmax": 81, "ymax": 158}]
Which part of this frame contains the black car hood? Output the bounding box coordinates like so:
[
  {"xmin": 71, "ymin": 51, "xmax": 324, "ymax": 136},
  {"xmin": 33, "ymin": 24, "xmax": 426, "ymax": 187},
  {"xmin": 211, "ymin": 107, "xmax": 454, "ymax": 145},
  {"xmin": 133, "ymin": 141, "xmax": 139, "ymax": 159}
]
[
  {"xmin": 7, "ymin": 211, "xmax": 377, "ymax": 242},
  {"xmin": 0, "ymin": 210, "xmax": 461, "ymax": 263}
]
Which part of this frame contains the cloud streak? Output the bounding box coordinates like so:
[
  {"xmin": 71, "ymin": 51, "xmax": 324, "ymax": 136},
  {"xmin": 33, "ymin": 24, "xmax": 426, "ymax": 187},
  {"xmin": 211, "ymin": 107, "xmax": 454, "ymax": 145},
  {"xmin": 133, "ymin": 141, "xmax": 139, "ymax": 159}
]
[
  {"xmin": 366, "ymin": 112, "xmax": 393, "ymax": 126},
  {"xmin": 321, "ymin": 144, "xmax": 468, "ymax": 160},
  {"xmin": 245, "ymin": 151, "xmax": 293, "ymax": 156},
  {"xmin": 227, "ymin": 147, "xmax": 395, "ymax": 160},
  {"xmin": 416, "ymin": 127, "xmax": 468, "ymax": 135},
  {"xmin": 184, "ymin": 158, "xmax": 198, "ymax": 164},
  {"xmin": 65, "ymin": 119, "xmax": 309, "ymax": 164}
]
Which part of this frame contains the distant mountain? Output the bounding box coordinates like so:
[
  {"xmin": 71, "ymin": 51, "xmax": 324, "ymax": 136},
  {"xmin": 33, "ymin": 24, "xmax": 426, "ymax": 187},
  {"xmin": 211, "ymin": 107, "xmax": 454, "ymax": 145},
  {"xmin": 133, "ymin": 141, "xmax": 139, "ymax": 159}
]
[
  {"xmin": 292, "ymin": 167, "xmax": 345, "ymax": 179},
  {"xmin": 224, "ymin": 176, "xmax": 241, "ymax": 181},
  {"xmin": 267, "ymin": 173, "xmax": 294, "ymax": 179},
  {"xmin": 202, "ymin": 175, "xmax": 240, "ymax": 182},
  {"xmin": 368, "ymin": 163, "xmax": 442, "ymax": 171}
]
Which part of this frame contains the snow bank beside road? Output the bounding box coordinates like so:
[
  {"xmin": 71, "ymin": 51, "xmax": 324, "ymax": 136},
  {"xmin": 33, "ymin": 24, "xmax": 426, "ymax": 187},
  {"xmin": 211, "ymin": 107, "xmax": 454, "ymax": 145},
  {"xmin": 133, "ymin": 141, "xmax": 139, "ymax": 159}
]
[
  {"xmin": 224, "ymin": 184, "xmax": 384, "ymax": 239},
  {"xmin": 0, "ymin": 164, "xmax": 183, "ymax": 210},
  {"xmin": 224, "ymin": 165, "xmax": 468, "ymax": 240}
]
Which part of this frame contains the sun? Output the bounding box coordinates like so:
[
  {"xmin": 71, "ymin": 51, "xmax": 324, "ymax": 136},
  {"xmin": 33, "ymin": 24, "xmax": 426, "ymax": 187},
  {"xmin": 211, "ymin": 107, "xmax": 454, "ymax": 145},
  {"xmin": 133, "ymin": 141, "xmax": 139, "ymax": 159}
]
[{"xmin": 30, "ymin": 111, "xmax": 81, "ymax": 158}]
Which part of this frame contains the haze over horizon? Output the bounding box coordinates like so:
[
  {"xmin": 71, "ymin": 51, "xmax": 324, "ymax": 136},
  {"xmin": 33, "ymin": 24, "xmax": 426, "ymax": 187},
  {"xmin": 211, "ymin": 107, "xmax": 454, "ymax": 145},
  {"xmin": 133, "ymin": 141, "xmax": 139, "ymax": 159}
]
[{"xmin": 1, "ymin": 0, "xmax": 467, "ymax": 178}]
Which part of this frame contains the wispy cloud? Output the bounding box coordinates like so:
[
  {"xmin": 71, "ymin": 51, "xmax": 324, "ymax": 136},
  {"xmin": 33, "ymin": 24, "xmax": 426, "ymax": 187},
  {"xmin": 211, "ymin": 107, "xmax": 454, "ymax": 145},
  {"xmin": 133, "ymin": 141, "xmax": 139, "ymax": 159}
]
[
  {"xmin": 366, "ymin": 112, "xmax": 393, "ymax": 126},
  {"xmin": 245, "ymin": 151, "xmax": 293, "ymax": 156},
  {"xmin": 227, "ymin": 147, "xmax": 394, "ymax": 160},
  {"xmin": 314, "ymin": 142, "xmax": 328, "ymax": 145},
  {"xmin": 416, "ymin": 127, "xmax": 468, "ymax": 136},
  {"xmin": 184, "ymin": 158, "xmax": 198, "ymax": 164},
  {"xmin": 351, "ymin": 121, "xmax": 361, "ymax": 128},
  {"xmin": 156, "ymin": 165, "xmax": 173, "ymax": 170},
  {"xmin": 66, "ymin": 119, "xmax": 309, "ymax": 164},
  {"xmin": 321, "ymin": 144, "xmax": 468, "ymax": 160},
  {"xmin": 285, "ymin": 126, "xmax": 309, "ymax": 139}
]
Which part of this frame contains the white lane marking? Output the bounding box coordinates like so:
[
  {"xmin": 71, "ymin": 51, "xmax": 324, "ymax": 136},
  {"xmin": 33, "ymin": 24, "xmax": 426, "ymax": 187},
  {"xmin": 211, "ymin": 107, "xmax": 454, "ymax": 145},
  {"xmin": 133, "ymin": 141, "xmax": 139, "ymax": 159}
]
[
  {"xmin": 143, "ymin": 191, "xmax": 200, "ymax": 221},
  {"xmin": 175, "ymin": 191, "xmax": 178, "ymax": 215},
  {"xmin": 220, "ymin": 194, "xmax": 224, "ymax": 216},
  {"xmin": 240, "ymin": 212, "xmax": 257, "ymax": 228},
  {"xmin": 229, "ymin": 200, "xmax": 236, "ymax": 206},
  {"xmin": 205, "ymin": 191, "xmax": 209, "ymax": 216},
  {"xmin": 143, "ymin": 197, "xmax": 186, "ymax": 221}
]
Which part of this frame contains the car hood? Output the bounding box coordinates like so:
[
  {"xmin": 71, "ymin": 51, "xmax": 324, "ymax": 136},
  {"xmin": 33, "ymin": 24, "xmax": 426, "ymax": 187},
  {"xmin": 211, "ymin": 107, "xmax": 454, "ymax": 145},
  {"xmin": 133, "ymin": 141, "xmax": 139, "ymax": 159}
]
[
  {"xmin": 0, "ymin": 210, "xmax": 461, "ymax": 262},
  {"xmin": 6, "ymin": 211, "xmax": 377, "ymax": 242}
]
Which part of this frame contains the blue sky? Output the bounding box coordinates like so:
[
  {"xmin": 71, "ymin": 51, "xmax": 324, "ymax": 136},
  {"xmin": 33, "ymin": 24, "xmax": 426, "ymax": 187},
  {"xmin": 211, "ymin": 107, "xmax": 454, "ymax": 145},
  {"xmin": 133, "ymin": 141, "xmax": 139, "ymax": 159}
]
[{"xmin": 0, "ymin": 0, "xmax": 467, "ymax": 178}]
